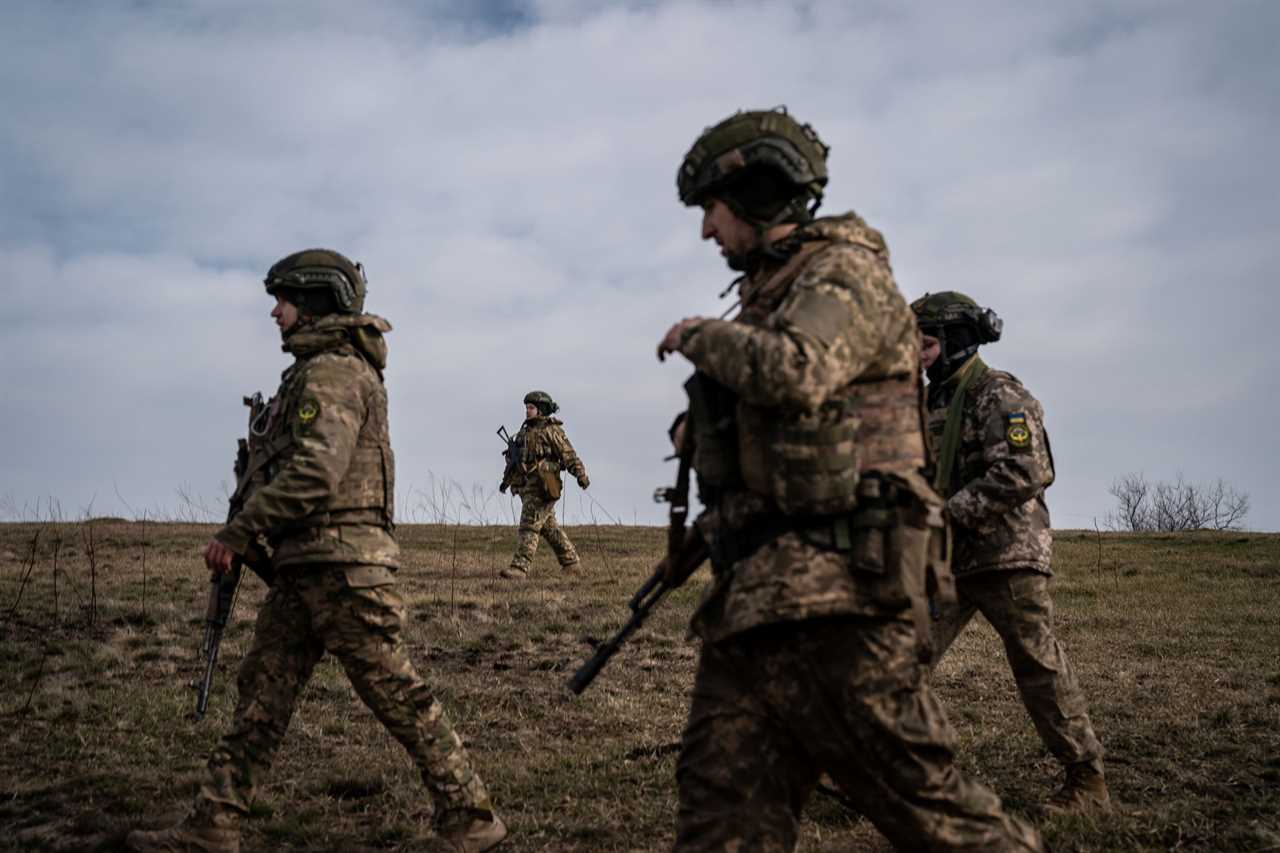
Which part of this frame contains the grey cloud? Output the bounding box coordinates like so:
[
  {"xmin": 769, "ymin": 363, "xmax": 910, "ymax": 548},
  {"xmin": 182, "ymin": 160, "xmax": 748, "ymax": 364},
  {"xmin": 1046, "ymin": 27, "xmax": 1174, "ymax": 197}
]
[{"xmin": 1, "ymin": 0, "xmax": 1276, "ymax": 530}]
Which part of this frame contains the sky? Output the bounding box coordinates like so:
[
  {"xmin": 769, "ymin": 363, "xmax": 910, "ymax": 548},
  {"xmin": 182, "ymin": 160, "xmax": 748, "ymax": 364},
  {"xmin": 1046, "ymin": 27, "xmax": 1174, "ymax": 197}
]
[{"xmin": 1, "ymin": 0, "xmax": 1277, "ymax": 531}]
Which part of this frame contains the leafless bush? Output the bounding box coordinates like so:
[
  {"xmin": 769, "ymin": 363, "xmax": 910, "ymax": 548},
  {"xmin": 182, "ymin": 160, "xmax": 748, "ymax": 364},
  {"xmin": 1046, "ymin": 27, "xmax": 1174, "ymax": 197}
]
[
  {"xmin": 1106, "ymin": 473, "xmax": 1250, "ymax": 532},
  {"xmin": 175, "ymin": 483, "xmax": 220, "ymax": 523}
]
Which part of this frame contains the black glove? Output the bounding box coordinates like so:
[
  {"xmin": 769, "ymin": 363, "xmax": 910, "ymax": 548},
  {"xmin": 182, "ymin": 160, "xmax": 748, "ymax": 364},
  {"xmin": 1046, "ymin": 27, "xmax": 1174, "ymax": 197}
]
[{"xmin": 577, "ymin": 474, "xmax": 590, "ymax": 490}]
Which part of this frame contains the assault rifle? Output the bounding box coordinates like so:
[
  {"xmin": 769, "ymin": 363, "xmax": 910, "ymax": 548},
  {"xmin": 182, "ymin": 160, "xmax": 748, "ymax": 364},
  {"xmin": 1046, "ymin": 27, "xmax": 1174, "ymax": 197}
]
[
  {"xmin": 567, "ymin": 454, "xmax": 706, "ymax": 694},
  {"xmin": 194, "ymin": 419, "xmax": 276, "ymax": 720},
  {"xmin": 496, "ymin": 425, "xmax": 522, "ymax": 493},
  {"xmin": 195, "ymin": 544, "xmax": 272, "ymax": 720}
]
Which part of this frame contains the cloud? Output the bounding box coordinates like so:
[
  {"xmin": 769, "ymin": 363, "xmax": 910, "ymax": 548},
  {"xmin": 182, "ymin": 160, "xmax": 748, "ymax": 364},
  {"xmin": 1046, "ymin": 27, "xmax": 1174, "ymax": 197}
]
[{"xmin": 1, "ymin": 0, "xmax": 1276, "ymax": 530}]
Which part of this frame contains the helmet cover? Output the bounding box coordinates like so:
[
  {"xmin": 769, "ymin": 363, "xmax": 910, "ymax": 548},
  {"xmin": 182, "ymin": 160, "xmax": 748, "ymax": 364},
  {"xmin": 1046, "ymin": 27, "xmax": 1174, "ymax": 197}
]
[{"xmin": 264, "ymin": 248, "xmax": 367, "ymax": 315}]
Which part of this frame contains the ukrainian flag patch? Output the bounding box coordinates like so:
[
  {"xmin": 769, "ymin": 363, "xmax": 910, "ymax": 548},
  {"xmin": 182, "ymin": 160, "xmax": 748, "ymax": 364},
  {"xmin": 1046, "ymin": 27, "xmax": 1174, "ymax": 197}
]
[{"xmin": 1005, "ymin": 412, "xmax": 1031, "ymax": 450}]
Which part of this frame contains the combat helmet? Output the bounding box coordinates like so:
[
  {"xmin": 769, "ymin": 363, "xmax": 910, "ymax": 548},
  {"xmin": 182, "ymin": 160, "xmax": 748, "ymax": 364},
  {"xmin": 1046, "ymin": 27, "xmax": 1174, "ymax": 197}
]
[
  {"xmin": 264, "ymin": 248, "xmax": 367, "ymax": 315},
  {"xmin": 677, "ymin": 107, "xmax": 830, "ymax": 224},
  {"xmin": 911, "ymin": 291, "xmax": 1003, "ymax": 379},
  {"xmin": 523, "ymin": 390, "xmax": 559, "ymax": 417}
]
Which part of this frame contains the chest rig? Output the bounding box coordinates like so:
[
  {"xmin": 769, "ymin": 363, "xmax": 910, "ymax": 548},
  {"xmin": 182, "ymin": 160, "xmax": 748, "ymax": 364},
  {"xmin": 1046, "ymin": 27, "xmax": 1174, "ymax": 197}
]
[{"xmin": 692, "ymin": 237, "xmax": 925, "ymax": 517}]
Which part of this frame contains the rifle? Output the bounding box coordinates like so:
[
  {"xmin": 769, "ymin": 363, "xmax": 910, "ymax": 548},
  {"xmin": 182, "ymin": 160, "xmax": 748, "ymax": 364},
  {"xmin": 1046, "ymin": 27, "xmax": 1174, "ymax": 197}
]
[
  {"xmin": 496, "ymin": 425, "xmax": 522, "ymax": 492},
  {"xmin": 194, "ymin": 416, "xmax": 277, "ymax": 720},
  {"xmin": 195, "ymin": 562, "xmax": 241, "ymax": 720},
  {"xmin": 568, "ymin": 454, "xmax": 705, "ymax": 694}
]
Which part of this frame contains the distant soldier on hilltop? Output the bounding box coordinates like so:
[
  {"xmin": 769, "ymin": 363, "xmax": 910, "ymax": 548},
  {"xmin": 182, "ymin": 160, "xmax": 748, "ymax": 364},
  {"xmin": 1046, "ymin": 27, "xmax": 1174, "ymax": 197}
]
[{"xmin": 498, "ymin": 390, "xmax": 589, "ymax": 579}]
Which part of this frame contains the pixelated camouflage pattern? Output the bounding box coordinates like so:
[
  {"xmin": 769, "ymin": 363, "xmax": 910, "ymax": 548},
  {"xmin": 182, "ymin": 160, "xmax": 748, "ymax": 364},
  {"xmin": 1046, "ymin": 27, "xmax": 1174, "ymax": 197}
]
[
  {"xmin": 508, "ymin": 493, "xmax": 579, "ymax": 571},
  {"xmin": 681, "ymin": 212, "xmax": 927, "ymax": 636},
  {"xmin": 217, "ymin": 314, "xmax": 398, "ymax": 569},
  {"xmin": 198, "ymin": 565, "xmax": 494, "ymax": 822},
  {"xmin": 925, "ymin": 360, "xmax": 1054, "ymax": 575},
  {"xmin": 502, "ymin": 416, "xmax": 587, "ymax": 497},
  {"xmin": 675, "ymin": 616, "xmax": 1042, "ymax": 852},
  {"xmin": 930, "ymin": 570, "xmax": 1104, "ymax": 770},
  {"xmin": 683, "ymin": 213, "xmax": 925, "ymax": 516},
  {"xmin": 669, "ymin": 210, "xmax": 1040, "ymax": 852}
]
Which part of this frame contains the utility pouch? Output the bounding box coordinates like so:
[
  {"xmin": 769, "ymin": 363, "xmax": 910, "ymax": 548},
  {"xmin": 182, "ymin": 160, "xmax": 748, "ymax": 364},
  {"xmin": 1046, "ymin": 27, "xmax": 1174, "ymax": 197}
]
[
  {"xmin": 538, "ymin": 463, "xmax": 563, "ymax": 500},
  {"xmin": 924, "ymin": 504, "xmax": 956, "ymax": 610},
  {"xmin": 843, "ymin": 476, "xmax": 910, "ymax": 609},
  {"xmin": 890, "ymin": 470, "xmax": 955, "ymax": 662}
]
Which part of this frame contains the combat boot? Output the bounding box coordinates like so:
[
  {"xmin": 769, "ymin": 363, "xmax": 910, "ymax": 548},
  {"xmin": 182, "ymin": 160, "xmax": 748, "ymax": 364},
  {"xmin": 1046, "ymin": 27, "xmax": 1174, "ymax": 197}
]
[
  {"xmin": 560, "ymin": 559, "xmax": 582, "ymax": 573},
  {"xmin": 498, "ymin": 566, "xmax": 527, "ymax": 580},
  {"xmin": 436, "ymin": 809, "xmax": 508, "ymax": 852},
  {"xmin": 1044, "ymin": 761, "xmax": 1111, "ymax": 815},
  {"xmin": 125, "ymin": 804, "xmax": 240, "ymax": 853}
]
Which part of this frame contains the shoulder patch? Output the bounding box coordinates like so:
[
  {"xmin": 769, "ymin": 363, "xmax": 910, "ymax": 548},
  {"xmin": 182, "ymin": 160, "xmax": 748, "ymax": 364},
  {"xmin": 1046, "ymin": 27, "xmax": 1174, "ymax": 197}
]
[
  {"xmin": 296, "ymin": 397, "xmax": 321, "ymax": 433},
  {"xmin": 784, "ymin": 285, "xmax": 850, "ymax": 347},
  {"xmin": 1005, "ymin": 411, "xmax": 1031, "ymax": 451}
]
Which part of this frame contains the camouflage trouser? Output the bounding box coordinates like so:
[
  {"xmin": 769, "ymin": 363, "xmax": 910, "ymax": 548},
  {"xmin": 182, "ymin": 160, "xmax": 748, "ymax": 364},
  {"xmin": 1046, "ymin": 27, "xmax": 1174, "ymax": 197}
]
[
  {"xmin": 509, "ymin": 492, "xmax": 578, "ymax": 571},
  {"xmin": 931, "ymin": 569, "xmax": 1103, "ymax": 770},
  {"xmin": 199, "ymin": 565, "xmax": 494, "ymax": 822},
  {"xmin": 675, "ymin": 615, "xmax": 1042, "ymax": 852}
]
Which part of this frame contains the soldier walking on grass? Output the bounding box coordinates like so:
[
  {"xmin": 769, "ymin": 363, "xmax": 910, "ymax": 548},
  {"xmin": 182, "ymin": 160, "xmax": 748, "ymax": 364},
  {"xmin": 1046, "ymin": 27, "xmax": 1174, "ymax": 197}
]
[
  {"xmin": 913, "ymin": 290, "xmax": 1111, "ymax": 814},
  {"xmin": 127, "ymin": 249, "xmax": 506, "ymax": 853},
  {"xmin": 655, "ymin": 108, "xmax": 1042, "ymax": 852},
  {"xmin": 498, "ymin": 391, "xmax": 589, "ymax": 579}
]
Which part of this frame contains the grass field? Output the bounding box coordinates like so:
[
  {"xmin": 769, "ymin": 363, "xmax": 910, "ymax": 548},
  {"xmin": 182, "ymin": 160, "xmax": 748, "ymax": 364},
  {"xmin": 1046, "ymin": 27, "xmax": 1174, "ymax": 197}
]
[{"xmin": 1, "ymin": 521, "xmax": 1277, "ymax": 851}]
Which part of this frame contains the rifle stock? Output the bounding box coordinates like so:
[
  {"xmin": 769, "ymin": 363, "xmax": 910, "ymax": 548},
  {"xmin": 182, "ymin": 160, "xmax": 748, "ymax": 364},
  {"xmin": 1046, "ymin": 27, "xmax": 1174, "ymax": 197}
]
[
  {"xmin": 497, "ymin": 425, "xmax": 522, "ymax": 490},
  {"xmin": 567, "ymin": 453, "xmax": 700, "ymax": 695},
  {"xmin": 567, "ymin": 566, "xmax": 668, "ymax": 695}
]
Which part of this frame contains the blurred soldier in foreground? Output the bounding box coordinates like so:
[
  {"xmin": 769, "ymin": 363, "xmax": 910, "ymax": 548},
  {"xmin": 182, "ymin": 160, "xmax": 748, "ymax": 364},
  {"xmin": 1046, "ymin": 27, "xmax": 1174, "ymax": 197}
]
[
  {"xmin": 127, "ymin": 250, "xmax": 506, "ymax": 853},
  {"xmin": 656, "ymin": 108, "xmax": 1042, "ymax": 852},
  {"xmin": 497, "ymin": 391, "xmax": 589, "ymax": 579},
  {"xmin": 913, "ymin": 291, "xmax": 1111, "ymax": 814}
]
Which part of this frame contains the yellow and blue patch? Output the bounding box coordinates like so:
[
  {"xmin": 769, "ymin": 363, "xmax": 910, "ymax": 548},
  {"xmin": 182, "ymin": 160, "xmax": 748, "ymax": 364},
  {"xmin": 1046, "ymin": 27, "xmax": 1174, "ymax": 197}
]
[{"xmin": 1005, "ymin": 412, "xmax": 1031, "ymax": 450}]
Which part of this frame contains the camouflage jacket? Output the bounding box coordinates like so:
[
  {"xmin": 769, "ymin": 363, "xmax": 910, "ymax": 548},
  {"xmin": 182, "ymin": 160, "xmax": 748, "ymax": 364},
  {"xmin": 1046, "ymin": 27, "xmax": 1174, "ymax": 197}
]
[
  {"xmin": 678, "ymin": 212, "xmax": 928, "ymax": 643},
  {"xmin": 216, "ymin": 313, "xmax": 399, "ymax": 570},
  {"xmin": 503, "ymin": 416, "xmax": 587, "ymax": 498},
  {"xmin": 925, "ymin": 358, "xmax": 1054, "ymax": 576}
]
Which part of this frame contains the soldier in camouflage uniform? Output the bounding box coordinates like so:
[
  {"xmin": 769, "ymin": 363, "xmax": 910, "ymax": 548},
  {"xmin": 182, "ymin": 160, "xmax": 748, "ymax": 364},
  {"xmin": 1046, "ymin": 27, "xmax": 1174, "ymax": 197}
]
[
  {"xmin": 656, "ymin": 108, "xmax": 1042, "ymax": 852},
  {"xmin": 498, "ymin": 391, "xmax": 589, "ymax": 579},
  {"xmin": 127, "ymin": 250, "xmax": 506, "ymax": 853},
  {"xmin": 913, "ymin": 291, "xmax": 1110, "ymax": 814}
]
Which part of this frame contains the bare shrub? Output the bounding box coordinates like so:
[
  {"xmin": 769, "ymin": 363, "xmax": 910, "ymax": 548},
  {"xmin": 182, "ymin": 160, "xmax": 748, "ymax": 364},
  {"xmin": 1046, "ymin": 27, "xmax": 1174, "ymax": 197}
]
[{"xmin": 1106, "ymin": 473, "xmax": 1250, "ymax": 532}]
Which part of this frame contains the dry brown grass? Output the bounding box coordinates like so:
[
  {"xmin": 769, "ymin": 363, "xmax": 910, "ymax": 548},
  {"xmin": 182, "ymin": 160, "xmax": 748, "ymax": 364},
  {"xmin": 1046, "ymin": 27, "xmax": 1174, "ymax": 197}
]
[{"xmin": 0, "ymin": 521, "xmax": 1277, "ymax": 851}]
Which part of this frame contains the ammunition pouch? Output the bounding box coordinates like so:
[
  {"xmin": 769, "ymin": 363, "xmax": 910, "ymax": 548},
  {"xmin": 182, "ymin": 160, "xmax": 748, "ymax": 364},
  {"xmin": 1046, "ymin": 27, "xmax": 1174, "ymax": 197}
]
[
  {"xmin": 739, "ymin": 400, "xmax": 860, "ymax": 515},
  {"xmin": 831, "ymin": 471, "xmax": 952, "ymax": 662},
  {"xmin": 704, "ymin": 470, "xmax": 953, "ymax": 662},
  {"xmin": 738, "ymin": 375, "xmax": 925, "ymax": 516}
]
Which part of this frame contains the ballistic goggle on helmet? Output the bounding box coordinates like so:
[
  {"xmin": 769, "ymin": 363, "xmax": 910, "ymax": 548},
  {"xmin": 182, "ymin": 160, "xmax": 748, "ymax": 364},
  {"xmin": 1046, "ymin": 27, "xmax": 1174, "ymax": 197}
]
[
  {"xmin": 911, "ymin": 291, "xmax": 1003, "ymax": 343},
  {"xmin": 264, "ymin": 248, "xmax": 367, "ymax": 315},
  {"xmin": 911, "ymin": 290, "xmax": 1003, "ymax": 373}
]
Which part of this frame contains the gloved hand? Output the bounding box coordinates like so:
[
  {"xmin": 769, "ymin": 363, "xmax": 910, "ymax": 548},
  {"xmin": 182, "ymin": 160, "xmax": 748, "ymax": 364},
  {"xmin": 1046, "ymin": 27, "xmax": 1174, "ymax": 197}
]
[
  {"xmin": 577, "ymin": 474, "xmax": 590, "ymax": 490},
  {"xmin": 499, "ymin": 482, "xmax": 508, "ymax": 494}
]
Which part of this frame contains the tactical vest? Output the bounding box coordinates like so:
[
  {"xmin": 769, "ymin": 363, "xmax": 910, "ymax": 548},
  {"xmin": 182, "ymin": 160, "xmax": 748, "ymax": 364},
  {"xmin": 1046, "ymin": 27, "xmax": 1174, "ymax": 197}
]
[
  {"xmin": 520, "ymin": 419, "xmax": 561, "ymax": 471},
  {"xmin": 720, "ymin": 238, "xmax": 926, "ymax": 516},
  {"xmin": 234, "ymin": 341, "xmax": 395, "ymax": 537},
  {"xmin": 518, "ymin": 418, "xmax": 565, "ymax": 499}
]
